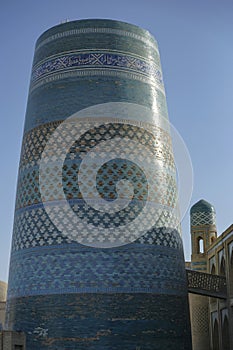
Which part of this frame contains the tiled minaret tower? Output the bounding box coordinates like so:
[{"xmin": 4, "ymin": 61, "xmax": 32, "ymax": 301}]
[
  {"xmin": 191, "ymin": 199, "xmax": 217, "ymax": 271},
  {"xmin": 190, "ymin": 199, "xmax": 217, "ymax": 350},
  {"xmin": 6, "ymin": 19, "xmax": 191, "ymax": 349}
]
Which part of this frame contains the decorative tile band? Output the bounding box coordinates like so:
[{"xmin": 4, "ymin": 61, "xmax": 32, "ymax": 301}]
[
  {"xmin": 16, "ymin": 120, "xmax": 175, "ymax": 209},
  {"xmin": 12, "ymin": 202, "xmax": 181, "ymax": 251},
  {"xmin": 12, "ymin": 116, "xmax": 179, "ymax": 249},
  {"xmin": 19, "ymin": 119, "xmax": 173, "ymax": 169},
  {"xmin": 30, "ymin": 51, "xmax": 163, "ymax": 88},
  {"xmin": 15, "ymin": 161, "xmax": 177, "ymax": 210},
  {"xmin": 36, "ymin": 27, "xmax": 159, "ymax": 53},
  {"xmin": 29, "ymin": 68, "xmax": 165, "ymax": 94},
  {"xmin": 7, "ymin": 243, "xmax": 186, "ymax": 299}
]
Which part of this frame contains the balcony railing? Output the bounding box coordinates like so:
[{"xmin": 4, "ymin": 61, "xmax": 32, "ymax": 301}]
[{"xmin": 186, "ymin": 269, "xmax": 227, "ymax": 299}]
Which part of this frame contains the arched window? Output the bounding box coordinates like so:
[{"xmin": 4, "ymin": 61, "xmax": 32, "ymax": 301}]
[
  {"xmin": 211, "ymin": 236, "xmax": 215, "ymax": 244},
  {"xmin": 222, "ymin": 316, "xmax": 230, "ymax": 350},
  {"xmin": 220, "ymin": 257, "xmax": 226, "ymax": 276},
  {"xmin": 197, "ymin": 237, "xmax": 204, "ymax": 254},
  {"xmin": 213, "ymin": 320, "xmax": 219, "ymax": 350}
]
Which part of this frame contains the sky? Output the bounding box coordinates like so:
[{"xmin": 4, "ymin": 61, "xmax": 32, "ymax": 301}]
[{"xmin": 0, "ymin": 0, "xmax": 233, "ymax": 282}]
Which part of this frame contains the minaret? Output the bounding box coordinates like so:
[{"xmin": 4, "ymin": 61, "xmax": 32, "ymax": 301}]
[
  {"xmin": 189, "ymin": 199, "xmax": 217, "ymax": 350},
  {"xmin": 6, "ymin": 19, "xmax": 191, "ymax": 349},
  {"xmin": 191, "ymin": 199, "xmax": 217, "ymax": 271}
]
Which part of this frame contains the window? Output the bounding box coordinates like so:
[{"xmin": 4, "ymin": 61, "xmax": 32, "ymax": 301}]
[
  {"xmin": 197, "ymin": 237, "xmax": 204, "ymax": 253},
  {"xmin": 14, "ymin": 346, "xmax": 23, "ymax": 350}
]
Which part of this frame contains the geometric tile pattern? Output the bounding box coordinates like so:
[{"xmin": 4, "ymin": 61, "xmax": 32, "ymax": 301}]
[
  {"xmin": 137, "ymin": 226, "xmax": 183, "ymax": 249},
  {"xmin": 12, "ymin": 119, "xmax": 180, "ymax": 249},
  {"xmin": 12, "ymin": 205, "xmax": 182, "ymax": 251},
  {"xmin": 191, "ymin": 304, "xmax": 209, "ymax": 334},
  {"xmin": 12, "ymin": 206, "xmax": 71, "ymax": 251},
  {"xmin": 191, "ymin": 211, "xmax": 216, "ymax": 226},
  {"xmin": 186, "ymin": 269, "xmax": 227, "ymax": 299},
  {"xmin": 19, "ymin": 121, "xmax": 173, "ymax": 170},
  {"xmin": 19, "ymin": 121, "xmax": 61, "ymax": 169},
  {"xmin": 8, "ymin": 243, "xmax": 186, "ymax": 299},
  {"xmin": 17, "ymin": 121, "xmax": 175, "ymax": 207}
]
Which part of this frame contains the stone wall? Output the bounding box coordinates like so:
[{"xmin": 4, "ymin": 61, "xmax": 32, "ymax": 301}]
[
  {"xmin": 0, "ymin": 282, "xmax": 7, "ymax": 329},
  {"xmin": 0, "ymin": 331, "xmax": 26, "ymax": 350}
]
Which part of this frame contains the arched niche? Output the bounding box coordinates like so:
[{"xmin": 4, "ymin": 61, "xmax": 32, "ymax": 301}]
[
  {"xmin": 220, "ymin": 257, "xmax": 226, "ymax": 276},
  {"xmin": 211, "ymin": 264, "xmax": 216, "ymax": 275},
  {"xmin": 213, "ymin": 319, "xmax": 220, "ymax": 350},
  {"xmin": 222, "ymin": 315, "xmax": 230, "ymax": 350}
]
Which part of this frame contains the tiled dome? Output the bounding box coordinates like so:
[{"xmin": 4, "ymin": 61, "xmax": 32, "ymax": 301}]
[{"xmin": 190, "ymin": 199, "xmax": 215, "ymax": 214}]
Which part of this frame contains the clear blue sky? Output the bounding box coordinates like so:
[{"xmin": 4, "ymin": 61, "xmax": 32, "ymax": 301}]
[{"xmin": 1, "ymin": 0, "xmax": 233, "ymax": 282}]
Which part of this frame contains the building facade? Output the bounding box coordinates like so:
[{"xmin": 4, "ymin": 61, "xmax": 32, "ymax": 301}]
[
  {"xmin": 0, "ymin": 281, "xmax": 7, "ymax": 330},
  {"xmin": 189, "ymin": 199, "xmax": 233, "ymax": 350},
  {"xmin": 207, "ymin": 224, "xmax": 233, "ymax": 350},
  {"xmin": 5, "ymin": 19, "xmax": 191, "ymax": 349}
]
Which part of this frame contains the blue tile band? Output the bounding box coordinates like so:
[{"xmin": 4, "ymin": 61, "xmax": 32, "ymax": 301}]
[{"xmin": 7, "ymin": 243, "xmax": 186, "ymax": 299}]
